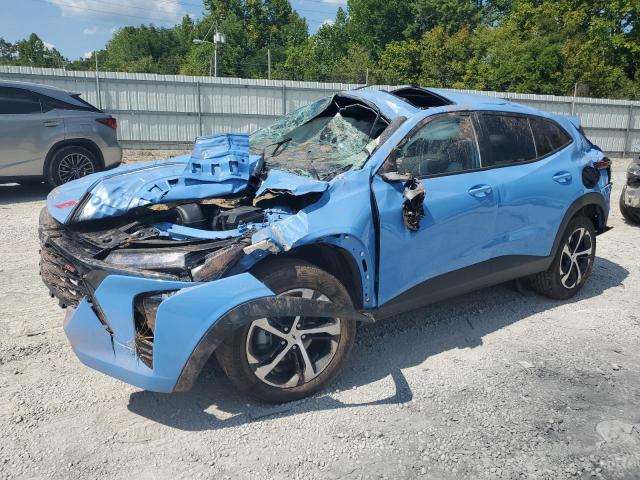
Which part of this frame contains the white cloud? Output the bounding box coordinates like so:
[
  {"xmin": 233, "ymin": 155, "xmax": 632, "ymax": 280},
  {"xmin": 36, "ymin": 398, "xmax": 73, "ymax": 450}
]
[
  {"xmin": 43, "ymin": 42, "xmax": 55, "ymax": 51},
  {"xmin": 82, "ymin": 51, "xmax": 94, "ymax": 59},
  {"xmin": 320, "ymin": 19, "xmax": 334, "ymax": 27},
  {"xmin": 110, "ymin": 27, "xmax": 118, "ymax": 34},
  {"xmin": 82, "ymin": 26, "xmax": 98, "ymax": 35},
  {"xmin": 47, "ymin": 0, "xmax": 183, "ymax": 23}
]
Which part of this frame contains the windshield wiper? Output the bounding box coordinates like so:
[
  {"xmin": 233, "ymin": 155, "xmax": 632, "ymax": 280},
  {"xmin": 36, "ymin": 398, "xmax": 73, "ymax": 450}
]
[{"xmin": 265, "ymin": 137, "xmax": 292, "ymax": 158}]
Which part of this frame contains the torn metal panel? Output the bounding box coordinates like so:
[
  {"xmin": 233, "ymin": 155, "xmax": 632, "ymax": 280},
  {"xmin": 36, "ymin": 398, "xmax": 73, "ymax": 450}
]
[
  {"xmin": 402, "ymin": 178, "xmax": 426, "ymax": 231},
  {"xmin": 254, "ymin": 170, "xmax": 328, "ymax": 198}
]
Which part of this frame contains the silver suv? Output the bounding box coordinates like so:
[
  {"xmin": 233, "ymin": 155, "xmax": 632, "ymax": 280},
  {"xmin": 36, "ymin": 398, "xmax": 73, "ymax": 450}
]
[{"xmin": 0, "ymin": 80, "xmax": 122, "ymax": 187}]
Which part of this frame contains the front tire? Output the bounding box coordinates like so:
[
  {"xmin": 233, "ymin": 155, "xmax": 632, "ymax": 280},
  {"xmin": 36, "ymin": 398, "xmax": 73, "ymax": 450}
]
[
  {"xmin": 45, "ymin": 145, "xmax": 100, "ymax": 188},
  {"xmin": 530, "ymin": 216, "xmax": 596, "ymax": 300},
  {"xmin": 216, "ymin": 259, "xmax": 357, "ymax": 403}
]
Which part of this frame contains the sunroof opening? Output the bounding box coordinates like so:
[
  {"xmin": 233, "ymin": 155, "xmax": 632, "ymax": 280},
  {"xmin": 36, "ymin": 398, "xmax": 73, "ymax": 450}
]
[{"xmin": 390, "ymin": 87, "xmax": 452, "ymax": 109}]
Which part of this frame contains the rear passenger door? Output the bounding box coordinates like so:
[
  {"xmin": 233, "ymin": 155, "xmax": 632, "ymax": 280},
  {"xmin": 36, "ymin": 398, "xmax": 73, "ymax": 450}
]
[{"xmin": 474, "ymin": 112, "xmax": 576, "ymax": 259}]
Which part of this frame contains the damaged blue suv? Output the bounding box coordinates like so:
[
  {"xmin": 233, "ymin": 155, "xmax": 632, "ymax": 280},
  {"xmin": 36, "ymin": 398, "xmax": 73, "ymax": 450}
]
[{"xmin": 39, "ymin": 87, "xmax": 612, "ymax": 402}]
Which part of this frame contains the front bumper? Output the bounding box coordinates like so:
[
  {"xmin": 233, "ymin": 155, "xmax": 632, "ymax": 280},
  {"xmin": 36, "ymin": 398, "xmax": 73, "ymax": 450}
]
[
  {"xmin": 622, "ymin": 184, "xmax": 640, "ymax": 209},
  {"xmin": 63, "ymin": 273, "xmax": 274, "ymax": 392},
  {"xmin": 39, "ymin": 207, "xmax": 275, "ymax": 392}
]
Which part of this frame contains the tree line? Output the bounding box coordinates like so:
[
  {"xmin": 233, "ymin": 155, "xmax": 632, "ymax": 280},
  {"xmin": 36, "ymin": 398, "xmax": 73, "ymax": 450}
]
[{"xmin": 1, "ymin": 0, "xmax": 638, "ymax": 99}]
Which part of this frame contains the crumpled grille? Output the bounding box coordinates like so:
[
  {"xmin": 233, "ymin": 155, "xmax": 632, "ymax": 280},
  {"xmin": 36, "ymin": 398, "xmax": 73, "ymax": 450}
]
[{"xmin": 40, "ymin": 243, "xmax": 90, "ymax": 308}]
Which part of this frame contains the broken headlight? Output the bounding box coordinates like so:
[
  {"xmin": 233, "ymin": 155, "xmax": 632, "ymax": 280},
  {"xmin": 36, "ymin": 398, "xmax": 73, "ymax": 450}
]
[
  {"xmin": 105, "ymin": 250, "xmax": 189, "ymax": 272},
  {"xmin": 190, "ymin": 243, "xmax": 245, "ymax": 282}
]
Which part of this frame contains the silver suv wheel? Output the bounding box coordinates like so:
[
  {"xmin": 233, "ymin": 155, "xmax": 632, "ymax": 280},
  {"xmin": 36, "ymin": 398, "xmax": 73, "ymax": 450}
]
[
  {"xmin": 245, "ymin": 288, "xmax": 341, "ymax": 388},
  {"xmin": 57, "ymin": 152, "xmax": 95, "ymax": 183}
]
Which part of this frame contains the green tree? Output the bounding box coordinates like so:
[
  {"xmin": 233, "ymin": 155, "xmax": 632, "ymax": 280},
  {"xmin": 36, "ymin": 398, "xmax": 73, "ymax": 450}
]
[
  {"xmin": 375, "ymin": 40, "xmax": 422, "ymax": 85},
  {"xmin": 102, "ymin": 25, "xmax": 184, "ymax": 73},
  {"xmin": 417, "ymin": 26, "xmax": 475, "ymax": 88},
  {"xmin": 0, "ymin": 38, "xmax": 17, "ymax": 64},
  {"xmin": 13, "ymin": 33, "xmax": 66, "ymax": 68},
  {"xmin": 407, "ymin": 0, "xmax": 483, "ymax": 37},
  {"xmin": 347, "ymin": 0, "xmax": 411, "ymax": 55},
  {"xmin": 277, "ymin": 7, "xmax": 350, "ymax": 81}
]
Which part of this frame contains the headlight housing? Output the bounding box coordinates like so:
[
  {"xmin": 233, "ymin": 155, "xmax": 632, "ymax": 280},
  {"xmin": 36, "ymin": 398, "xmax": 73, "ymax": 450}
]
[
  {"xmin": 105, "ymin": 250, "xmax": 189, "ymax": 272},
  {"xmin": 627, "ymin": 163, "xmax": 640, "ymax": 180}
]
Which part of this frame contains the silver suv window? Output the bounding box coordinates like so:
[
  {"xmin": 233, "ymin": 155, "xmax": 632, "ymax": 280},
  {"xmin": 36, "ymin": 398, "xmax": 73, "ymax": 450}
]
[{"xmin": 0, "ymin": 87, "xmax": 42, "ymax": 115}]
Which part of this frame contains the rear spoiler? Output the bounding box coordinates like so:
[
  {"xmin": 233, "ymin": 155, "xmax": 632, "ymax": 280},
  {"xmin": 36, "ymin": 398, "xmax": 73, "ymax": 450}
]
[
  {"xmin": 558, "ymin": 114, "xmax": 600, "ymax": 150},
  {"xmin": 565, "ymin": 115, "xmax": 581, "ymax": 130}
]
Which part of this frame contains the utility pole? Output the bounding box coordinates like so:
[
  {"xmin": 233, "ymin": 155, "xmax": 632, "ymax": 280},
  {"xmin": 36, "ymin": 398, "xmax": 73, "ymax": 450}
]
[
  {"xmin": 213, "ymin": 31, "xmax": 226, "ymax": 78},
  {"xmin": 194, "ymin": 26, "xmax": 226, "ymax": 78},
  {"xmin": 95, "ymin": 52, "xmax": 102, "ymax": 110},
  {"xmin": 267, "ymin": 48, "xmax": 271, "ymax": 80},
  {"xmin": 365, "ymin": 68, "xmax": 369, "ymax": 86}
]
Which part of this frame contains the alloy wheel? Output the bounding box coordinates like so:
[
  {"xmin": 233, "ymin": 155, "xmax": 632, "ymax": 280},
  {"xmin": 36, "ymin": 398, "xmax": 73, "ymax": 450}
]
[
  {"xmin": 559, "ymin": 227, "xmax": 593, "ymax": 289},
  {"xmin": 57, "ymin": 153, "xmax": 95, "ymax": 183},
  {"xmin": 245, "ymin": 288, "xmax": 341, "ymax": 388}
]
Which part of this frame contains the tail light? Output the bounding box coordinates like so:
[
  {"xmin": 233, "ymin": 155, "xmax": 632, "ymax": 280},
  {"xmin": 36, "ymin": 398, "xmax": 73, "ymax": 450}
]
[
  {"xmin": 96, "ymin": 117, "xmax": 117, "ymax": 129},
  {"xmin": 595, "ymin": 158, "xmax": 611, "ymax": 170},
  {"xmin": 595, "ymin": 157, "xmax": 612, "ymax": 185}
]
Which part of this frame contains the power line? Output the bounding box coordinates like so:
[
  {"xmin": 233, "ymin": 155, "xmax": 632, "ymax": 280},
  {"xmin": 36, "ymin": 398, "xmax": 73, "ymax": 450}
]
[
  {"xmin": 31, "ymin": 0, "xmax": 183, "ymax": 23},
  {"xmin": 34, "ymin": 0, "xmax": 339, "ymax": 23}
]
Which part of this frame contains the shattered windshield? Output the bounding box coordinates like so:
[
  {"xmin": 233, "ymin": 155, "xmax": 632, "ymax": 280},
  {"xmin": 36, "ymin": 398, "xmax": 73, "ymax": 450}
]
[{"xmin": 249, "ymin": 95, "xmax": 388, "ymax": 180}]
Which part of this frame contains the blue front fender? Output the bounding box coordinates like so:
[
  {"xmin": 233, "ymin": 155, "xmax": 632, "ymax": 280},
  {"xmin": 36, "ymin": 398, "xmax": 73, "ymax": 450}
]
[{"xmin": 64, "ymin": 273, "xmax": 274, "ymax": 393}]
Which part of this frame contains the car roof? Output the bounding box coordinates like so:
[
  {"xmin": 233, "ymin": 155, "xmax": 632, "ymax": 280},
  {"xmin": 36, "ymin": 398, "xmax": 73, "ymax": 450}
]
[
  {"xmin": 345, "ymin": 86, "xmax": 564, "ymax": 125},
  {"xmin": 0, "ymin": 79, "xmax": 83, "ymax": 102},
  {"xmin": 342, "ymin": 89, "xmax": 419, "ymax": 119}
]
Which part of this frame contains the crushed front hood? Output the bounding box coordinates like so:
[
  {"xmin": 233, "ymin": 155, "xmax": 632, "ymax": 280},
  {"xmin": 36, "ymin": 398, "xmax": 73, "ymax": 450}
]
[
  {"xmin": 47, "ymin": 133, "xmax": 329, "ymax": 225},
  {"xmin": 48, "ymin": 134, "xmax": 259, "ymax": 224}
]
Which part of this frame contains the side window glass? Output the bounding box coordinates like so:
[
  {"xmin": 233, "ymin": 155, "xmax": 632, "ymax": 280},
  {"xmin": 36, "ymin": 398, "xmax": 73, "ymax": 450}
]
[
  {"xmin": 0, "ymin": 87, "xmax": 42, "ymax": 115},
  {"xmin": 530, "ymin": 117, "xmax": 571, "ymax": 156},
  {"xmin": 392, "ymin": 115, "xmax": 480, "ymax": 177},
  {"xmin": 40, "ymin": 95, "xmax": 73, "ymax": 113},
  {"xmin": 477, "ymin": 114, "xmax": 536, "ymax": 167}
]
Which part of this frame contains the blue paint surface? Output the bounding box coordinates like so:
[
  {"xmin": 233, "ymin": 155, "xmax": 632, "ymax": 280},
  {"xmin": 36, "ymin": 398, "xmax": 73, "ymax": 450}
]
[
  {"xmin": 65, "ymin": 273, "xmax": 273, "ymax": 392},
  {"xmin": 52, "ymin": 87, "xmax": 611, "ymax": 393}
]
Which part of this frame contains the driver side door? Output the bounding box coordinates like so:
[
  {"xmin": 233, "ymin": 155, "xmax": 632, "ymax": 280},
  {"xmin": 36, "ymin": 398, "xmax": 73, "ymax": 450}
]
[{"xmin": 371, "ymin": 112, "xmax": 500, "ymax": 310}]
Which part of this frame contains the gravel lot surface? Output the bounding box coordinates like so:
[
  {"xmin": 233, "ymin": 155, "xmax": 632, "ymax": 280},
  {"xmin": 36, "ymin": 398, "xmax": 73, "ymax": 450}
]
[{"xmin": 0, "ymin": 155, "xmax": 639, "ymax": 480}]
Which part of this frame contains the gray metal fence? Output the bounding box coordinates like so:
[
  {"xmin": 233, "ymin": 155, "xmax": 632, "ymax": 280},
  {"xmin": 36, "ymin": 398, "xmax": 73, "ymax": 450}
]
[{"xmin": 1, "ymin": 65, "xmax": 638, "ymax": 157}]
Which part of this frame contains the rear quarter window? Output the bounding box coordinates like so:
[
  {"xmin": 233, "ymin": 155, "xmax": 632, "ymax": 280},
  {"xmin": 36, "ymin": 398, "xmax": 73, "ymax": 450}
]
[
  {"xmin": 476, "ymin": 113, "xmax": 537, "ymax": 167},
  {"xmin": 39, "ymin": 94, "xmax": 98, "ymax": 113},
  {"xmin": 529, "ymin": 117, "xmax": 572, "ymax": 156}
]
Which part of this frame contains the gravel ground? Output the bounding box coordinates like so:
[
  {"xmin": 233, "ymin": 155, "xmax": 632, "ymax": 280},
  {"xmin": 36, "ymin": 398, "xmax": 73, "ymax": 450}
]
[
  {"xmin": 0, "ymin": 155, "xmax": 639, "ymax": 480},
  {"xmin": 121, "ymin": 149, "xmax": 190, "ymax": 163}
]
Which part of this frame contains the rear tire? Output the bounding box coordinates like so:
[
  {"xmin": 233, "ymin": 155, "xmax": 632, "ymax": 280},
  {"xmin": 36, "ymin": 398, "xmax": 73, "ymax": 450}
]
[
  {"xmin": 619, "ymin": 186, "xmax": 640, "ymax": 225},
  {"xmin": 45, "ymin": 145, "xmax": 100, "ymax": 188},
  {"xmin": 530, "ymin": 216, "xmax": 596, "ymax": 300},
  {"xmin": 216, "ymin": 259, "xmax": 357, "ymax": 403}
]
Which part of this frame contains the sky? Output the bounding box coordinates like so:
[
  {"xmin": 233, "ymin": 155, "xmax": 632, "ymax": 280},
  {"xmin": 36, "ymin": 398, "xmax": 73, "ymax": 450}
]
[{"xmin": 0, "ymin": 0, "xmax": 346, "ymax": 61}]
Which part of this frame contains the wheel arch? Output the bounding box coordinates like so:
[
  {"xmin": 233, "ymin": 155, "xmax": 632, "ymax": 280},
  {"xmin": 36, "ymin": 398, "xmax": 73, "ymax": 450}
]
[
  {"xmin": 43, "ymin": 138, "xmax": 105, "ymax": 177},
  {"xmin": 252, "ymin": 243, "xmax": 366, "ymax": 309},
  {"xmin": 551, "ymin": 192, "xmax": 608, "ymax": 258}
]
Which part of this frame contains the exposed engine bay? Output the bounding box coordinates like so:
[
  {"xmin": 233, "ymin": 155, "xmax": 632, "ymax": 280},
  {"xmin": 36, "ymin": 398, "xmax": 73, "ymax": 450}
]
[{"xmin": 40, "ymin": 93, "xmax": 391, "ymax": 308}]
